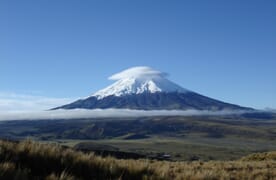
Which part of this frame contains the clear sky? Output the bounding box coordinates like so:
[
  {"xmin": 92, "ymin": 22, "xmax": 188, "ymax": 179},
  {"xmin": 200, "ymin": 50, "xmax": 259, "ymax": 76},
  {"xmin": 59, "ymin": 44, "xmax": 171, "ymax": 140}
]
[{"xmin": 0, "ymin": 0, "xmax": 275, "ymax": 110}]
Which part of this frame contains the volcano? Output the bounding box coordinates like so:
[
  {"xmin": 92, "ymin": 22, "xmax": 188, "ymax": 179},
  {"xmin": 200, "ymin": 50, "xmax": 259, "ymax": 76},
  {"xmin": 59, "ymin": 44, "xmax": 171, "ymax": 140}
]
[{"xmin": 53, "ymin": 66, "xmax": 251, "ymax": 111}]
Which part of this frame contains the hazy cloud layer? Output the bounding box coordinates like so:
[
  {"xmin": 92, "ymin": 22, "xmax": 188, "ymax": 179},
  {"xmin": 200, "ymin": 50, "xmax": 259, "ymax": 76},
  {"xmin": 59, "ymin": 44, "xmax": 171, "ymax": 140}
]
[
  {"xmin": 0, "ymin": 109, "xmax": 249, "ymax": 121},
  {"xmin": 0, "ymin": 92, "xmax": 75, "ymax": 111}
]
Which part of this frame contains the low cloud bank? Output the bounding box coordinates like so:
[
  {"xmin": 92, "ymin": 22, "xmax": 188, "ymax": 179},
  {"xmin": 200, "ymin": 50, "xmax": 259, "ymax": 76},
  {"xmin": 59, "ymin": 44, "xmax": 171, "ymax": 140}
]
[
  {"xmin": 0, "ymin": 109, "xmax": 251, "ymax": 121},
  {"xmin": 0, "ymin": 92, "xmax": 75, "ymax": 111}
]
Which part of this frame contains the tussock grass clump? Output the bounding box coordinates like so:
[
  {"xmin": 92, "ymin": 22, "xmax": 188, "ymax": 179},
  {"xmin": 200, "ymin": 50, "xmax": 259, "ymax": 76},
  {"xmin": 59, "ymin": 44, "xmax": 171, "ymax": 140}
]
[
  {"xmin": 0, "ymin": 162, "xmax": 29, "ymax": 179},
  {"xmin": 45, "ymin": 171, "xmax": 76, "ymax": 180},
  {"xmin": 150, "ymin": 159, "xmax": 276, "ymax": 179},
  {"xmin": 241, "ymin": 151, "xmax": 276, "ymax": 161},
  {"xmin": 0, "ymin": 140, "xmax": 156, "ymax": 179},
  {"xmin": 0, "ymin": 140, "xmax": 276, "ymax": 179}
]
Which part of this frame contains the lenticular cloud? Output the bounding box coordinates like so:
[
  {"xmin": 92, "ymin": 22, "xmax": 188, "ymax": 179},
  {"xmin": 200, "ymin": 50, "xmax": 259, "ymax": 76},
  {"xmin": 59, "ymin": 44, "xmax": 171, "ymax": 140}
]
[{"xmin": 109, "ymin": 66, "xmax": 168, "ymax": 80}]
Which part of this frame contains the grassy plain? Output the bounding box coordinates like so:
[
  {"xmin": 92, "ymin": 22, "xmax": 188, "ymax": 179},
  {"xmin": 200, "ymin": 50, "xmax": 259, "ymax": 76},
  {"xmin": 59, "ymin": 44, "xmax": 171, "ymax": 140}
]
[{"xmin": 0, "ymin": 114, "xmax": 275, "ymax": 161}]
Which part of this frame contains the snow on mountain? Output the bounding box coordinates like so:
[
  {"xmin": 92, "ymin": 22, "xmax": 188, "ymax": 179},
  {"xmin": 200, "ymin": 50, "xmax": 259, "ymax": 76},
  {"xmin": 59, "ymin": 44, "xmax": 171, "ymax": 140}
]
[
  {"xmin": 92, "ymin": 66, "xmax": 189, "ymax": 99},
  {"xmin": 53, "ymin": 66, "xmax": 252, "ymax": 111}
]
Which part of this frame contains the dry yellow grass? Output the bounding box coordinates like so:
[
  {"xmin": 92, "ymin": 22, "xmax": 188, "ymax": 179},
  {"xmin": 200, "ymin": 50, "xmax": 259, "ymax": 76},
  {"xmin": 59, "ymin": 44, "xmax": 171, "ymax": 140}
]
[{"xmin": 0, "ymin": 140, "xmax": 275, "ymax": 180}]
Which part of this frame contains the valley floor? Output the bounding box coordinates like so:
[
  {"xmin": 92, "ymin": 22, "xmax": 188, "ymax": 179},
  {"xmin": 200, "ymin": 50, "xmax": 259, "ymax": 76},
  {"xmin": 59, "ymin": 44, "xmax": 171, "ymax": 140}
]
[{"xmin": 1, "ymin": 114, "xmax": 276, "ymax": 161}]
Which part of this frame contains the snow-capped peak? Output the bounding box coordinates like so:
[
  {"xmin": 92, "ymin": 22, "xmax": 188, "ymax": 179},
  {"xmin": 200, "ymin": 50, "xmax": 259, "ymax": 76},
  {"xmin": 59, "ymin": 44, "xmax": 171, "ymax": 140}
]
[{"xmin": 92, "ymin": 66, "xmax": 189, "ymax": 99}]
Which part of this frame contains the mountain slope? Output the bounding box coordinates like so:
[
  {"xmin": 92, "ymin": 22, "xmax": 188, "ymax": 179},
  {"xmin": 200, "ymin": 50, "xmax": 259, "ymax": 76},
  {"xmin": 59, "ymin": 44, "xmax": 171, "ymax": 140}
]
[
  {"xmin": 53, "ymin": 66, "xmax": 251, "ymax": 111},
  {"xmin": 55, "ymin": 92, "xmax": 249, "ymax": 110},
  {"xmin": 92, "ymin": 76, "xmax": 188, "ymax": 99}
]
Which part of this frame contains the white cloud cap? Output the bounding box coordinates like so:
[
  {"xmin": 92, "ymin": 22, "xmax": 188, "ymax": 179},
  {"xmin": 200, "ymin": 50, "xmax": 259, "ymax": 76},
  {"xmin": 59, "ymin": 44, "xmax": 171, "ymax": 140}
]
[{"xmin": 109, "ymin": 66, "xmax": 168, "ymax": 80}]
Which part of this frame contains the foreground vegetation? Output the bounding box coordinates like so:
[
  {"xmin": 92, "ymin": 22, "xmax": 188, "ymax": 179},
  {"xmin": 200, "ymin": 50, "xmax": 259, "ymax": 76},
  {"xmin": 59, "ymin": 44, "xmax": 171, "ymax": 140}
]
[{"xmin": 0, "ymin": 140, "xmax": 276, "ymax": 180}]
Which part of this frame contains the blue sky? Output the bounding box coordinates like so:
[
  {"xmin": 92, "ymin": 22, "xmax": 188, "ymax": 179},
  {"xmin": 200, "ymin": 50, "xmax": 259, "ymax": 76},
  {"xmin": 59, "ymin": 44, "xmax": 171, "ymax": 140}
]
[{"xmin": 0, "ymin": 0, "xmax": 275, "ymax": 110}]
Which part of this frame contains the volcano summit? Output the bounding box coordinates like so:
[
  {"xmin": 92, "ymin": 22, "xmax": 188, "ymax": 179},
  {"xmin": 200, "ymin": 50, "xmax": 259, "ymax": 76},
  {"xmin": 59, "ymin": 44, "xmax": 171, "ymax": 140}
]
[{"xmin": 54, "ymin": 66, "xmax": 251, "ymax": 111}]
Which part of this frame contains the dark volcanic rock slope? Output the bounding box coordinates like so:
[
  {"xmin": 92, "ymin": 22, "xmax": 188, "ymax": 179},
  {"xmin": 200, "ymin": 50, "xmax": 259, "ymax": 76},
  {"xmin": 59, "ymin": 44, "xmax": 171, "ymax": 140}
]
[
  {"xmin": 54, "ymin": 92, "xmax": 250, "ymax": 111},
  {"xmin": 53, "ymin": 66, "xmax": 252, "ymax": 111}
]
